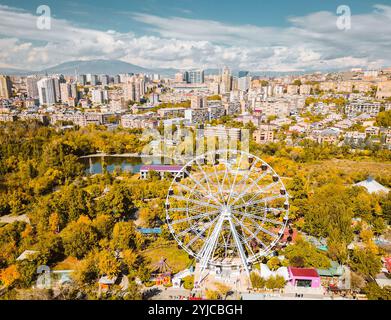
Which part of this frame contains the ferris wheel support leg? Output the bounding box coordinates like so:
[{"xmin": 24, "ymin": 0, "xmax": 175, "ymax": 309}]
[
  {"xmin": 228, "ymin": 218, "xmax": 250, "ymax": 277},
  {"xmin": 198, "ymin": 216, "xmax": 225, "ymax": 283}
]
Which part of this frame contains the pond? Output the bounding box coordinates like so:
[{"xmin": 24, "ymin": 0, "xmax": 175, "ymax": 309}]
[{"xmin": 80, "ymin": 156, "xmax": 170, "ymax": 175}]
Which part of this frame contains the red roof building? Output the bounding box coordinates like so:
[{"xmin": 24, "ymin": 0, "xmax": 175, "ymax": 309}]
[{"xmin": 288, "ymin": 267, "xmax": 321, "ymax": 288}]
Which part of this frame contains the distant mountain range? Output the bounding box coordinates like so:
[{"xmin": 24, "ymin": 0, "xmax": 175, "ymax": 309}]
[
  {"xmin": 0, "ymin": 59, "xmax": 181, "ymax": 77},
  {"xmin": 0, "ymin": 59, "xmax": 309, "ymax": 77}
]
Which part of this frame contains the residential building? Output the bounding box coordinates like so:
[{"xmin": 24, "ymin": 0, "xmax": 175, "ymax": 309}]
[
  {"xmin": 37, "ymin": 77, "xmax": 57, "ymax": 105},
  {"xmin": 287, "ymin": 84, "xmax": 299, "ymax": 95},
  {"xmin": 26, "ymin": 75, "xmax": 40, "ymax": 99},
  {"xmin": 191, "ymin": 96, "xmax": 207, "ymax": 109},
  {"xmin": 253, "ymin": 128, "xmax": 274, "ymax": 144},
  {"xmin": 184, "ymin": 70, "xmax": 204, "ymax": 84},
  {"xmin": 221, "ymin": 66, "xmax": 232, "ymax": 93},
  {"xmin": 77, "ymin": 74, "xmax": 87, "ymax": 86},
  {"xmin": 185, "ymin": 108, "xmax": 209, "ymax": 123},
  {"xmin": 345, "ymin": 101, "xmax": 381, "ymax": 116},
  {"xmin": 203, "ymin": 125, "xmax": 241, "ymax": 141},
  {"xmin": 100, "ymin": 75, "xmax": 109, "ymax": 86},
  {"xmin": 376, "ymin": 81, "xmax": 391, "ymax": 99},
  {"xmin": 90, "ymin": 75, "xmax": 98, "ymax": 86},
  {"xmin": 91, "ymin": 89, "xmax": 104, "ymax": 104},
  {"xmin": 0, "ymin": 75, "xmax": 12, "ymax": 99}
]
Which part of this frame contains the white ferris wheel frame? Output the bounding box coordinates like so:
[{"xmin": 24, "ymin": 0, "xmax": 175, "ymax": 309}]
[{"xmin": 165, "ymin": 149, "xmax": 289, "ymax": 277}]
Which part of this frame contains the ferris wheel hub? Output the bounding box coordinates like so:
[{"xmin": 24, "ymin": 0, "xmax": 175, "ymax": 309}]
[{"xmin": 221, "ymin": 206, "xmax": 232, "ymax": 218}]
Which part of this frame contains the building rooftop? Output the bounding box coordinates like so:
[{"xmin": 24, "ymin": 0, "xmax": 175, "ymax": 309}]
[
  {"xmin": 140, "ymin": 165, "xmax": 183, "ymax": 172},
  {"xmin": 354, "ymin": 177, "xmax": 390, "ymax": 194},
  {"xmin": 288, "ymin": 267, "xmax": 319, "ymax": 278}
]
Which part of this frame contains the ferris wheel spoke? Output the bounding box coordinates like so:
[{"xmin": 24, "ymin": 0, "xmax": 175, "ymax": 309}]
[
  {"xmin": 212, "ymin": 166, "xmax": 226, "ymax": 203},
  {"xmin": 231, "ymin": 194, "xmax": 286, "ymax": 210},
  {"xmin": 169, "ymin": 210, "xmax": 220, "ymax": 225},
  {"xmin": 226, "ymin": 152, "xmax": 244, "ymax": 204},
  {"xmin": 232, "ymin": 215, "xmax": 262, "ymax": 245},
  {"xmin": 220, "ymin": 160, "xmax": 230, "ymax": 197},
  {"xmin": 230, "ymin": 217, "xmax": 256, "ymax": 257},
  {"xmin": 244, "ymin": 181, "xmax": 281, "ymax": 206},
  {"xmin": 185, "ymin": 215, "xmax": 220, "ymax": 249},
  {"xmin": 194, "ymin": 159, "xmax": 219, "ymax": 204},
  {"xmin": 237, "ymin": 211, "xmax": 284, "ymax": 226},
  {"xmin": 227, "ymin": 218, "xmax": 250, "ymax": 275},
  {"xmin": 230, "ymin": 170, "xmax": 271, "ymax": 206},
  {"xmin": 233, "ymin": 159, "xmax": 260, "ymax": 196},
  {"xmin": 234, "ymin": 206, "xmax": 284, "ymax": 215},
  {"xmin": 233, "ymin": 215, "xmax": 269, "ymax": 250},
  {"xmin": 182, "ymin": 168, "xmax": 221, "ymax": 205},
  {"xmin": 176, "ymin": 216, "xmax": 216, "ymax": 238},
  {"xmin": 170, "ymin": 195, "xmax": 220, "ymax": 209},
  {"xmin": 199, "ymin": 216, "xmax": 226, "ymax": 274},
  {"xmin": 174, "ymin": 181, "xmax": 210, "ymax": 202},
  {"xmin": 254, "ymin": 224, "xmax": 278, "ymax": 238}
]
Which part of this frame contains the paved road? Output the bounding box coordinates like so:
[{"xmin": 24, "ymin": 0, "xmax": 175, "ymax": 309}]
[
  {"xmin": 143, "ymin": 286, "xmax": 192, "ymax": 300},
  {"xmin": 0, "ymin": 214, "xmax": 30, "ymax": 224}
]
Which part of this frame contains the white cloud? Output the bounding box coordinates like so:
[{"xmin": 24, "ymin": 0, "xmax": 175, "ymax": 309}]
[{"xmin": 0, "ymin": 4, "xmax": 390, "ymax": 72}]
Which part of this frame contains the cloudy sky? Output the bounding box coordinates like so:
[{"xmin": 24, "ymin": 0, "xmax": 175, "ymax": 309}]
[{"xmin": 0, "ymin": 0, "xmax": 391, "ymax": 72}]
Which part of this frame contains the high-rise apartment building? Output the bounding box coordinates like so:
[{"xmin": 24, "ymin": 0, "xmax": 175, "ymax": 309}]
[
  {"xmin": 175, "ymin": 72, "xmax": 185, "ymax": 83},
  {"xmin": 114, "ymin": 75, "xmax": 121, "ymax": 84},
  {"xmin": 60, "ymin": 82, "xmax": 78, "ymax": 104},
  {"xmin": 77, "ymin": 74, "xmax": 87, "ymax": 86},
  {"xmin": 191, "ymin": 96, "xmax": 208, "ymax": 109},
  {"xmin": 0, "ymin": 75, "xmax": 12, "ymax": 99},
  {"xmin": 221, "ymin": 66, "xmax": 232, "ymax": 93},
  {"xmin": 100, "ymin": 74, "xmax": 109, "ymax": 86},
  {"xmin": 90, "ymin": 75, "xmax": 98, "ymax": 86},
  {"xmin": 238, "ymin": 76, "xmax": 251, "ymax": 91},
  {"xmin": 91, "ymin": 89, "xmax": 104, "ymax": 104},
  {"xmin": 185, "ymin": 70, "xmax": 205, "ymax": 84},
  {"xmin": 26, "ymin": 75, "xmax": 40, "ymax": 99},
  {"xmin": 37, "ymin": 77, "xmax": 57, "ymax": 105}
]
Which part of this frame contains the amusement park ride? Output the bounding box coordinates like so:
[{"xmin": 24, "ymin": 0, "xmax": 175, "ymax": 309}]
[{"xmin": 165, "ymin": 149, "xmax": 290, "ymax": 290}]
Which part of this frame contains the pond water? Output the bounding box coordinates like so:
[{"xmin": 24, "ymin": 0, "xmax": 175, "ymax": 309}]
[{"xmin": 80, "ymin": 156, "xmax": 169, "ymax": 174}]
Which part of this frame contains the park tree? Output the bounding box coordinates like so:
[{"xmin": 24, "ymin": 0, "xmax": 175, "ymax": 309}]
[
  {"xmin": 327, "ymin": 231, "xmax": 349, "ymax": 263},
  {"xmin": 284, "ymin": 238, "xmax": 330, "ymax": 269},
  {"xmin": 205, "ymin": 289, "xmax": 220, "ymax": 300},
  {"xmin": 250, "ymin": 272, "xmax": 266, "ymax": 289},
  {"xmin": 363, "ymin": 282, "xmax": 391, "ymax": 300},
  {"xmin": 265, "ymin": 275, "xmax": 286, "ymax": 289},
  {"xmin": 92, "ymin": 214, "xmax": 115, "ymax": 239},
  {"xmin": 60, "ymin": 216, "xmax": 98, "ymax": 259},
  {"xmin": 349, "ymin": 248, "xmax": 382, "ymax": 280},
  {"xmin": 267, "ymin": 257, "xmax": 281, "ymax": 271},
  {"xmin": 375, "ymin": 110, "xmax": 391, "ymax": 127},
  {"xmin": 380, "ymin": 192, "xmax": 391, "ymax": 224},
  {"xmin": 122, "ymin": 249, "xmax": 138, "ymax": 273},
  {"xmin": 97, "ymin": 250, "xmax": 121, "ymax": 277},
  {"xmin": 214, "ymin": 282, "xmax": 230, "ymax": 300},
  {"xmin": 96, "ymin": 183, "xmax": 134, "ymax": 218},
  {"xmin": 304, "ymin": 184, "xmax": 353, "ymax": 243},
  {"xmin": 74, "ymin": 252, "xmax": 99, "ymax": 285},
  {"xmin": 0, "ymin": 264, "xmax": 20, "ymax": 287},
  {"xmin": 111, "ymin": 221, "xmax": 137, "ymax": 251}
]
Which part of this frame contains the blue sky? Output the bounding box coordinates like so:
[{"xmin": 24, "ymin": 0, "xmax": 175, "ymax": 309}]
[{"xmin": 0, "ymin": 1, "xmax": 391, "ymax": 71}]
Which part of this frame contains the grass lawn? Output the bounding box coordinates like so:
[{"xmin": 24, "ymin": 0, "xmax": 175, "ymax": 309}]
[{"xmin": 142, "ymin": 243, "xmax": 193, "ymax": 274}]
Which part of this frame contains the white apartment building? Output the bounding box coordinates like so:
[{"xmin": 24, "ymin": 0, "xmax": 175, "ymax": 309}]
[{"xmin": 37, "ymin": 77, "xmax": 57, "ymax": 106}]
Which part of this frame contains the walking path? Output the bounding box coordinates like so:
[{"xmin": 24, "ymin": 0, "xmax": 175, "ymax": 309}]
[{"xmin": 0, "ymin": 213, "xmax": 30, "ymax": 224}]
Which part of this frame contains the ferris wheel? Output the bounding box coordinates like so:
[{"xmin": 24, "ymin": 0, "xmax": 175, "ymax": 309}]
[{"xmin": 165, "ymin": 149, "xmax": 289, "ymax": 278}]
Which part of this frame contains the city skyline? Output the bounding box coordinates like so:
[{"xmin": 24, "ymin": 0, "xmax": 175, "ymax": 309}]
[{"xmin": 0, "ymin": 1, "xmax": 391, "ymax": 72}]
